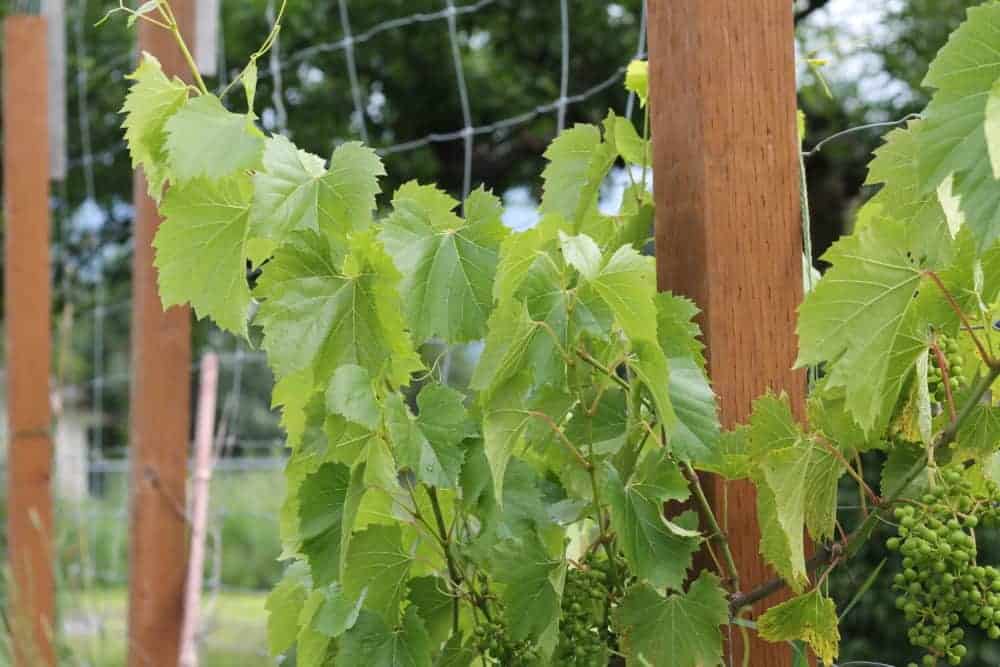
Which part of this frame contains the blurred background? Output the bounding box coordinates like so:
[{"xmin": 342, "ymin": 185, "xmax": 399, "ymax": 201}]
[{"xmin": 0, "ymin": 0, "xmax": 989, "ymax": 664}]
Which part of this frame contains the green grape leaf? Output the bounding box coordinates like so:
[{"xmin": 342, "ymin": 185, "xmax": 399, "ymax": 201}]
[
  {"xmin": 759, "ymin": 437, "xmax": 844, "ymax": 544},
  {"xmin": 408, "ymin": 576, "xmax": 454, "ymax": 646},
  {"xmin": 808, "ymin": 380, "xmax": 884, "ymax": 456},
  {"xmin": 625, "ymin": 60, "xmax": 648, "ymax": 107},
  {"xmin": 462, "ymin": 447, "xmax": 552, "ymax": 557},
  {"xmin": 540, "ymin": 124, "xmax": 616, "ymax": 226},
  {"xmin": 436, "ymin": 634, "xmax": 477, "ymax": 667},
  {"xmin": 756, "ymin": 481, "xmax": 804, "ymax": 593},
  {"xmin": 302, "ymin": 582, "xmax": 366, "ymax": 640},
  {"xmin": 481, "ymin": 377, "xmax": 535, "ymax": 503},
  {"xmin": 121, "ymin": 53, "xmax": 189, "ymax": 201},
  {"xmin": 796, "ymin": 218, "xmax": 928, "ymax": 433},
  {"xmin": 918, "ymin": 227, "xmax": 1000, "ymax": 333},
  {"xmin": 749, "ymin": 395, "xmax": 845, "ymax": 543},
  {"xmin": 604, "ymin": 111, "xmax": 650, "ymax": 166},
  {"xmin": 605, "ymin": 454, "xmax": 699, "ymax": 591},
  {"xmin": 628, "ymin": 341, "xmax": 678, "ymax": 437},
  {"xmin": 415, "ymin": 384, "xmax": 474, "ymax": 453},
  {"xmin": 296, "ymin": 589, "xmax": 336, "ymax": 664},
  {"xmin": 915, "ymin": 2, "xmax": 1000, "ymax": 252},
  {"xmin": 564, "ymin": 387, "xmax": 628, "ymax": 457},
  {"xmin": 559, "ymin": 231, "xmax": 602, "ymax": 280},
  {"xmin": 860, "ymin": 123, "xmax": 952, "ymax": 264},
  {"xmin": 273, "ymin": 369, "xmax": 314, "ymax": 449},
  {"xmin": 880, "ymin": 440, "xmax": 930, "ymax": 501},
  {"xmin": 586, "ymin": 244, "xmax": 658, "ymax": 343},
  {"xmin": 155, "ymin": 174, "xmax": 253, "ymax": 334},
  {"xmin": 492, "ymin": 528, "xmax": 565, "ymax": 642},
  {"xmin": 381, "ymin": 183, "xmax": 508, "ymax": 343},
  {"xmin": 255, "ymin": 230, "xmax": 422, "ymax": 391},
  {"xmin": 655, "ymin": 292, "xmax": 706, "ymax": 366},
  {"xmin": 343, "ymin": 524, "xmax": 415, "ymax": 624},
  {"xmin": 655, "ymin": 293, "xmax": 720, "ymax": 462},
  {"xmin": 297, "ymin": 461, "xmax": 352, "ymax": 587},
  {"xmin": 471, "ymin": 301, "xmax": 548, "ymax": 399},
  {"xmin": 384, "ymin": 388, "xmax": 468, "ymax": 489},
  {"xmin": 758, "ymin": 589, "xmax": 840, "ymax": 665},
  {"xmin": 250, "ymin": 137, "xmax": 385, "ymax": 260},
  {"xmin": 959, "ymin": 404, "xmax": 1000, "ymax": 456},
  {"xmin": 339, "ymin": 608, "xmax": 433, "ymax": 667},
  {"xmin": 493, "ymin": 214, "xmax": 561, "ymax": 303},
  {"xmin": 747, "ymin": 394, "xmax": 809, "ymax": 591},
  {"xmin": 614, "ymin": 571, "xmax": 728, "ymax": 667},
  {"xmin": 164, "ymin": 93, "xmax": 264, "ymax": 182},
  {"xmin": 323, "ymin": 413, "xmax": 379, "ymax": 466},
  {"xmin": 266, "ymin": 561, "xmax": 310, "ymax": 656},
  {"xmin": 279, "ymin": 402, "xmax": 330, "ymax": 553},
  {"xmin": 326, "ymin": 364, "xmax": 380, "ymax": 430},
  {"xmin": 698, "ymin": 426, "xmax": 753, "ymax": 480},
  {"xmin": 242, "ymin": 59, "xmax": 258, "ymax": 111}
]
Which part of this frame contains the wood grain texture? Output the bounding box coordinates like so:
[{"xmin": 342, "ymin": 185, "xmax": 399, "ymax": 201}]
[
  {"xmin": 648, "ymin": 1, "xmax": 808, "ymax": 665},
  {"xmin": 127, "ymin": 5, "xmax": 195, "ymax": 665},
  {"xmin": 3, "ymin": 16, "xmax": 55, "ymax": 667}
]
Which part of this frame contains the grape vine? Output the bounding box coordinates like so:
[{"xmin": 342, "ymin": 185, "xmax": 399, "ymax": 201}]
[{"xmin": 111, "ymin": 1, "xmax": 1000, "ymax": 665}]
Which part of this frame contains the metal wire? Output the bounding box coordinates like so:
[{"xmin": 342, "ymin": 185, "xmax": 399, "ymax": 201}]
[
  {"xmin": 444, "ymin": 0, "xmax": 475, "ymax": 206},
  {"xmin": 337, "ymin": 0, "xmax": 368, "ymax": 142}
]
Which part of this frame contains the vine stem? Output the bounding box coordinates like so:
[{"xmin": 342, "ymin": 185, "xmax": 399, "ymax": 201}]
[
  {"xmin": 930, "ymin": 340, "xmax": 958, "ymax": 421},
  {"xmin": 681, "ymin": 461, "xmax": 741, "ymax": 593},
  {"xmin": 156, "ymin": 1, "xmax": 209, "ymax": 94},
  {"xmin": 816, "ymin": 435, "xmax": 879, "ymax": 506},
  {"xmin": 427, "ymin": 486, "xmax": 461, "ymax": 635},
  {"xmin": 730, "ymin": 364, "xmax": 999, "ymax": 613},
  {"xmin": 925, "ymin": 270, "xmax": 995, "ymax": 368},
  {"xmin": 527, "ymin": 410, "xmax": 592, "ymax": 469}
]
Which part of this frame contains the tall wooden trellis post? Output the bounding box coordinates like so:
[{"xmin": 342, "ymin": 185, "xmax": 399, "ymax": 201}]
[
  {"xmin": 3, "ymin": 14, "xmax": 55, "ymax": 667},
  {"xmin": 648, "ymin": 2, "xmax": 806, "ymax": 665},
  {"xmin": 127, "ymin": 3, "xmax": 196, "ymax": 665}
]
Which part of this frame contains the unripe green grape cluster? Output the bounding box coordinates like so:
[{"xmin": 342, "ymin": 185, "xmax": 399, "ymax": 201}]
[
  {"xmin": 554, "ymin": 565, "xmax": 611, "ymax": 666},
  {"xmin": 928, "ymin": 336, "xmax": 964, "ymax": 405},
  {"xmin": 472, "ymin": 619, "xmax": 538, "ymax": 666},
  {"xmin": 889, "ymin": 466, "xmax": 1000, "ymax": 666}
]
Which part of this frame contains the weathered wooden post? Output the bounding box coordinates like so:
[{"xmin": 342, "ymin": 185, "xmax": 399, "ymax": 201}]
[
  {"xmin": 648, "ymin": 1, "xmax": 806, "ymax": 664},
  {"xmin": 128, "ymin": 3, "xmax": 196, "ymax": 665},
  {"xmin": 3, "ymin": 13, "xmax": 55, "ymax": 667}
]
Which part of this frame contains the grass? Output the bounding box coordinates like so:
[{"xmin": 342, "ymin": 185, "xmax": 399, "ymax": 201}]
[{"xmin": 60, "ymin": 588, "xmax": 274, "ymax": 666}]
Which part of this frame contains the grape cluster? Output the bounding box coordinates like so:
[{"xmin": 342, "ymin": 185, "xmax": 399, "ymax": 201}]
[
  {"xmin": 889, "ymin": 466, "xmax": 1000, "ymax": 666},
  {"xmin": 472, "ymin": 620, "xmax": 538, "ymax": 665},
  {"xmin": 554, "ymin": 566, "xmax": 610, "ymax": 666},
  {"xmin": 928, "ymin": 336, "xmax": 964, "ymax": 405}
]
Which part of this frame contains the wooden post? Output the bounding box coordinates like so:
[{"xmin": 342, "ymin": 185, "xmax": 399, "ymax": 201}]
[
  {"xmin": 648, "ymin": 2, "xmax": 806, "ymax": 665},
  {"xmin": 3, "ymin": 15, "xmax": 55, "ymax": 667},
  {"xmin": 127, "ymin": 4, "xmax": 195, "ymax": 665},
  {"xmin": 179, "ymin": 353, "xmax": 220, "ymax": 667}
]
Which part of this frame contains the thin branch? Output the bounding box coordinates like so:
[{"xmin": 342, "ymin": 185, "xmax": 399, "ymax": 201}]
[
  {"xmin": 681, "ymin": 462, "xmax": 741, "ymax": 592},
  {"xmin": 817, "ymin": 435, "xmax": 878, "ymax": 506},
  {"xmin": 526, "ymin": 410, "xmax": 592, "ymax": 469},
  {"xmin": 426, "ymin": 486, "xmax": 461, "ymax": 635},
  {"xmin": 925, "ymin": 270, "xmax": 995, "ymax": 368},
  {"xmin": 930, "ymin": 341, "xmax": 958, "ymax": 421}
]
